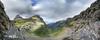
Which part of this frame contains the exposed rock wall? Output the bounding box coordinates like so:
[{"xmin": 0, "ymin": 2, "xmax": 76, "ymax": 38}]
[
  {"xmin": 63, "ymin": 0, "xmax": 100, "ymax": 40},
  {"xmin": 0, "ymin": 1, "xmax": 10, "ymax": 40}
]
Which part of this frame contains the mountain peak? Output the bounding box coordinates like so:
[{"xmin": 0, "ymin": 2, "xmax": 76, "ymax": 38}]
[
  {"xmin": 14, "ymin": 15, "xmax": 22, "ymax": 20},
  {"xmin": 32, "ymin": 15, "xmax": 40, "ymax": 17},
  {"xmin": 32, "ymin": 15, "xmax": 44, "ymax": 22}
]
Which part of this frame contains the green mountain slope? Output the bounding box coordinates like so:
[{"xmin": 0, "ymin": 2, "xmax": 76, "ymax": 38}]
[{"xmin": 14, "ymin": 15, "xmax": 48, "ymax": 37}]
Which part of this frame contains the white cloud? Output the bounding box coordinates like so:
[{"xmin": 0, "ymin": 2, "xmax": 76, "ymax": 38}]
[
  {"xmin": 32, "ymin": 0, "xmax": 96, "ymax": 23},
  {"xmin": 1, "ymin": 0, "xmax": 33, "ymax": 20},
  {"xmin": 1, "ymin": 0, "xmax": 96, "ymax": 23}
]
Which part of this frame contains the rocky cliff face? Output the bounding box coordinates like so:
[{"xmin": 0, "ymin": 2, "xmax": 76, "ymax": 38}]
[
  {"xmin": 63, "ymin": 0, "xmax": 100, "ymax": 40},
  {"xmin": 0, "ymin": 1, "xmax": 10, "ymax": 40}
]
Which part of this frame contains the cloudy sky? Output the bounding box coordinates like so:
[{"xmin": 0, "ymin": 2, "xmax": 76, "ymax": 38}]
[{"xmin": 1, "ymin": 0, "xmax": 96, "ymax": 23}]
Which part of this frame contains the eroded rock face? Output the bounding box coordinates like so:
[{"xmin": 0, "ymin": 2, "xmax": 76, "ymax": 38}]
[
  {"xmin": 0, "ymin": 1, "xmax": 10, "ymax": 40},
  {"xmin": 63, "ymin": 0, "xmax": 100, "ymax": 40}
]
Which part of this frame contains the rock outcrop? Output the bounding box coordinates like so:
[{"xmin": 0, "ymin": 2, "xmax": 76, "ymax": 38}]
[
  {"xmin": 0, "ymin": 1, "xmax": 10, "ymax": 40},
  {"xmin": 63, "ymin": 0, "xmax": 100, "ymax": 40}
]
